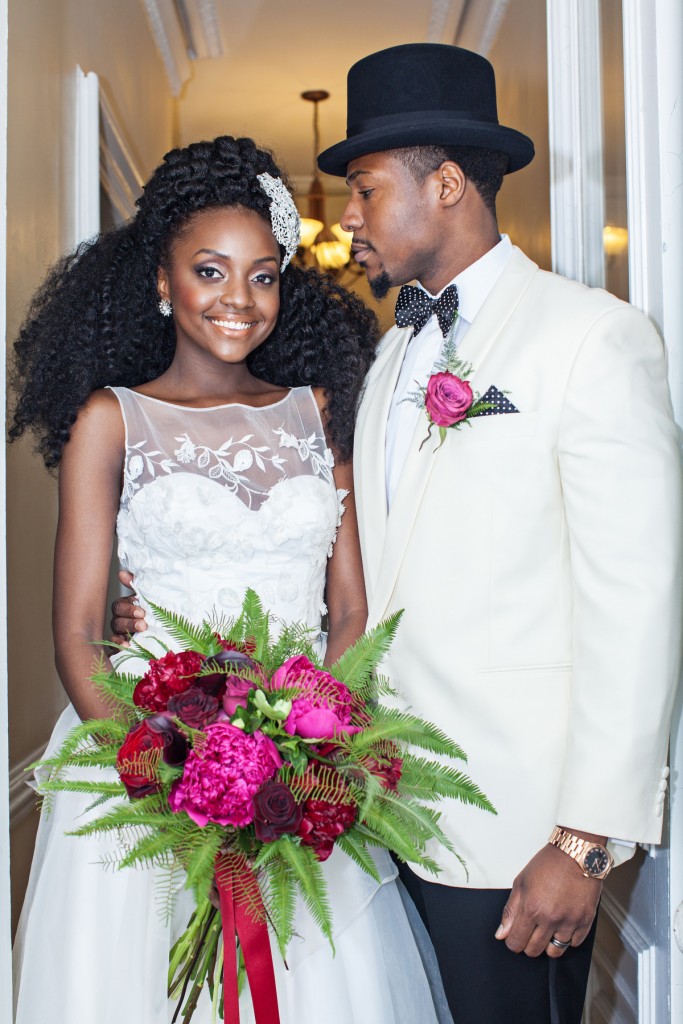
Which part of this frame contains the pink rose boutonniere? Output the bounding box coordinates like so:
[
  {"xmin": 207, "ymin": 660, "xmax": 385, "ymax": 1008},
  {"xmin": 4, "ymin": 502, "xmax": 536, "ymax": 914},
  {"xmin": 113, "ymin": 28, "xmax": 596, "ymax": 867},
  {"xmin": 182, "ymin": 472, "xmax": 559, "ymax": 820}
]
[{"xmin": 405, "ymin": 337, "xmax": 498, "ymax": 449}]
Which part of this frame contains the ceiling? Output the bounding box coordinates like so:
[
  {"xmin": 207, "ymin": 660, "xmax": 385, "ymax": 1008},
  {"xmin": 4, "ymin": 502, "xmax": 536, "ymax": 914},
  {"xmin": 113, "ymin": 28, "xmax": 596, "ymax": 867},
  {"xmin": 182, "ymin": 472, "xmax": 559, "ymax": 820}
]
[{"xmin": 161, "ymin": 0, "xmax": 507, "ymax": 194}]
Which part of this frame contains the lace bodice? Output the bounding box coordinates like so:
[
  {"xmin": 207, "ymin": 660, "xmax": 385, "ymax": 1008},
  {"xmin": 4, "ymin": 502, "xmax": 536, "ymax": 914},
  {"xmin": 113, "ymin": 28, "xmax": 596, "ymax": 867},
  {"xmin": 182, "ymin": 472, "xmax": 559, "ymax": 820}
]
[{"xmin": 109, "ymin": 386, "xmax": 346, "ymax": 650}]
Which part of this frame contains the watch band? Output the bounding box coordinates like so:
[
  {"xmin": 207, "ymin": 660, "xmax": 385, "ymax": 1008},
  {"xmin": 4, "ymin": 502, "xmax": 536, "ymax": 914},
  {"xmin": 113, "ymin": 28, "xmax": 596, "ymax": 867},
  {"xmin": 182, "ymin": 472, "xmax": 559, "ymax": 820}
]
[{"xmin": 548, "ymin": 826, "xmax": 614, "ymax": 879}]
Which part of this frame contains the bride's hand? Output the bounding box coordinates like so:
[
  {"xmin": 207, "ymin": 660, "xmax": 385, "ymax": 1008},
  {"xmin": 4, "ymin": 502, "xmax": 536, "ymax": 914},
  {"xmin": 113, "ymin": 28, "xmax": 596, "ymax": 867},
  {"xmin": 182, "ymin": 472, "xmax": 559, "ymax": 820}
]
[{"xmin": 110, "ymin": 569, "xmax": 148, "ymax": 645}]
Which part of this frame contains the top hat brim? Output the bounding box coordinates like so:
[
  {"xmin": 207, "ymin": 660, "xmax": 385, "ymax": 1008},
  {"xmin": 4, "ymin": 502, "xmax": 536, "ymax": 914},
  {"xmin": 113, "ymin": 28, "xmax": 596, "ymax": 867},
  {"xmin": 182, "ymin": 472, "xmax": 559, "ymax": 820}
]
[{"xmin": 317, "ymin": 118, "xmax": 535, "ymax": 177}]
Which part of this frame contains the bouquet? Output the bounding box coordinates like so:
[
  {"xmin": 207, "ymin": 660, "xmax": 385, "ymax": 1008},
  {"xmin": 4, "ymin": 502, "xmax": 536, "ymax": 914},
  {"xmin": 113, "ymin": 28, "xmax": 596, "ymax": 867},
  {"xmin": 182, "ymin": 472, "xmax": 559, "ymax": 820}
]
[{"xmin": 37, "ymin": 591, "xmax": 494, "ymax": 1023}]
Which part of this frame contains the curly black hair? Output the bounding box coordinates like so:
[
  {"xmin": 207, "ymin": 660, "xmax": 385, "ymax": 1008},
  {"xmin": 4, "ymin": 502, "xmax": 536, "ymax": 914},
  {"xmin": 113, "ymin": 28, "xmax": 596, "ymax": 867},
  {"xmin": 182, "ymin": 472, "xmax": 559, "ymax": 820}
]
[{"xmin": 9, "ymin": 136, "xmax": 379, "ymax": 468}]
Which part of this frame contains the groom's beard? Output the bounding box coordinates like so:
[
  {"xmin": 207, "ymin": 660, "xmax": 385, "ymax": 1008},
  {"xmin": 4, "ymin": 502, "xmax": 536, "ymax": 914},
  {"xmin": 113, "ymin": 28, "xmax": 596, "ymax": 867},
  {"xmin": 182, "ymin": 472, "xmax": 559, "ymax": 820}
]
[{"xmin": 369, "ymin": 270, "xmax": 393, "ymax": 300}]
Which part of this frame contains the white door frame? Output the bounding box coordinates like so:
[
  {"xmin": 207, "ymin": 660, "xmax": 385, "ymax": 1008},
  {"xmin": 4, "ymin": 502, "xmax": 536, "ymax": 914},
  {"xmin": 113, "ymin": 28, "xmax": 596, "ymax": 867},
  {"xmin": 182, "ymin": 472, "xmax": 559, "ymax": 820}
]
[
  {"xmin": 547, "ymin": 0, "xmax": 683, "ymax": 1019},
  {"xmin": 0, "ymin": 0, "xmax": 11, "ymax": 1016}
]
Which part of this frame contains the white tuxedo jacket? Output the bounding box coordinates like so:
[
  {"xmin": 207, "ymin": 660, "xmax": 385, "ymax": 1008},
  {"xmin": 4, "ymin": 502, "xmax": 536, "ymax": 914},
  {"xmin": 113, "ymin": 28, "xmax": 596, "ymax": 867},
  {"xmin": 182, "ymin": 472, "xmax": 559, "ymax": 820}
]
[{"xmin": 355, "ymin": 248, "xmax": 683, "ymax": 888}]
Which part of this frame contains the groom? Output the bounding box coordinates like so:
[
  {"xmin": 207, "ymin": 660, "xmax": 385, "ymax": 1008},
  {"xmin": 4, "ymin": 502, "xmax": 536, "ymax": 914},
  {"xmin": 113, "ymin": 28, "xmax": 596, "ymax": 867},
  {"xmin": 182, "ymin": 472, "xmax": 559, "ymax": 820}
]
[{"xmin": 315, "ymin": 43, "xmax": 683, "ymax": 1022}]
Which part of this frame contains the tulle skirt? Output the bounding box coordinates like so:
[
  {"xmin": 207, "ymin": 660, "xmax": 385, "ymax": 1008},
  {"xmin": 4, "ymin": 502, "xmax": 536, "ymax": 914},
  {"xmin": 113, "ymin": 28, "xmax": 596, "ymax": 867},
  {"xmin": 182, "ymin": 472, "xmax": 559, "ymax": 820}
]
[{"xmin": 13, "ymin": 705, "xmax": 452, "ymax": 1024}]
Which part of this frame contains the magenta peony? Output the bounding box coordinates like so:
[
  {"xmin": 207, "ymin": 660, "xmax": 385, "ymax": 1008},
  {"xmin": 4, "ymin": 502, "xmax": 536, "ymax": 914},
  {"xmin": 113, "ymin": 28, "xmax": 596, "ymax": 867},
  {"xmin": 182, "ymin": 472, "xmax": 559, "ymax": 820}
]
[
  {"xmin": 424, "ymin": 371, "xmax": 473, "ymax": 427},
  {"xmin": 273, "ymin": 656, "xmax": 358, "ymax": 740},
  {"xmin": 168, "ymin": 722, "xmax": 282, "ymax": 828}
]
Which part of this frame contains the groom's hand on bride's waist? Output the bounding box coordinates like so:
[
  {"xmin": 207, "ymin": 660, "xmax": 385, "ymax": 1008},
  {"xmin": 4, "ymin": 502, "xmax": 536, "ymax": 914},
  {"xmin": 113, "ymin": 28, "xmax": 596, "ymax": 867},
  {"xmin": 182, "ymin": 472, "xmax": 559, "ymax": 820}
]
[
  {"xmin": 110, "ymin": 569, "xmax": 147, "ymax": 646},
  {"xmin": 494, "ymin": 830, "xmax": 605, "ymax": 959}
]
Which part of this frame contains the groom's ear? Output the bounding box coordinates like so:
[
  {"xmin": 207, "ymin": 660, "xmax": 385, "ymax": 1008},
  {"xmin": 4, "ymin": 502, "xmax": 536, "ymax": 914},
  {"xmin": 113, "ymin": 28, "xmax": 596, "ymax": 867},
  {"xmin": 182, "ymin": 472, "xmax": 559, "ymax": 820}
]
[{"xmin": 436, "ymin": 161, "xmax": 467, "ymax": 208}]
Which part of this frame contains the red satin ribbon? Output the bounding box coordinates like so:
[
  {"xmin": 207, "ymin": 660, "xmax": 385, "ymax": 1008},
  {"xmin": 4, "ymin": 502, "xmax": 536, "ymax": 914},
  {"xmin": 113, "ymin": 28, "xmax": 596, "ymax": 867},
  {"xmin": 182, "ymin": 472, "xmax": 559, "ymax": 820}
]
[{"xmin": 216, "ymin": 854, "xmax": 281, "ymax": 1024}]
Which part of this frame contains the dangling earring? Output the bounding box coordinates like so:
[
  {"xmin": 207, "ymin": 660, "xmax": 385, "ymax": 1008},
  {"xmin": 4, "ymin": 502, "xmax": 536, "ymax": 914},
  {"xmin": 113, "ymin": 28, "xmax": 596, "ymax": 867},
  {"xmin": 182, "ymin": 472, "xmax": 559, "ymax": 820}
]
[{"xmin": 158, "ymin": 297, "xmax": 172, "ymax": 317}]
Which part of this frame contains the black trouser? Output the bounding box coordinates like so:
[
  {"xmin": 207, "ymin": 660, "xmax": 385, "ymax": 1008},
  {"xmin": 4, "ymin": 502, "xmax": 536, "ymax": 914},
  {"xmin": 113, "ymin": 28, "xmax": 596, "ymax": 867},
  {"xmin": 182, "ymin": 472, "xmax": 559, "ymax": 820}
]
[{"xmin": 398, "ymin": 862, "xmax": 597, "ymax": 1024}]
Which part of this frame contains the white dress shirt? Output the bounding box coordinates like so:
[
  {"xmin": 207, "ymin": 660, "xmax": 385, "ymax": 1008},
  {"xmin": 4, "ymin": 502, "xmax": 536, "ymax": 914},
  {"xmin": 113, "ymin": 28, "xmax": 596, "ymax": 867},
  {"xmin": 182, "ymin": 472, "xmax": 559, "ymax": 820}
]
[{"xmin": 385, "ymin": 235, "xmax": 513, "ymax": 508}]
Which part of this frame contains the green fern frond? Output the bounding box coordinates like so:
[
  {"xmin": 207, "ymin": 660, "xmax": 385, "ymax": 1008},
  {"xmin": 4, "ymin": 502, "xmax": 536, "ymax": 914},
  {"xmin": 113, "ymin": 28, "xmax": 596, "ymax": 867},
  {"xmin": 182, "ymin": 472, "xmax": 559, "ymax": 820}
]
[
  {"xmin": 36, "ymin": 719, "xmax": 129, "ymax": 773},
  {"xmin": 278, "ymin": 838, "xmax": 333, "ymax": 947},
  {"xmin": 267, "ymin": 622, "xmax": 319, "ymax": 673},
  {"xmin": 263, "ymin": 854, "xmax": 297, "ymax": 958},
  {"xmin": 356, "ymin": 806, "xmax": 439, "ymax": 872},
  {"xmin": 146, "ymin": 601, "xmax": 218, "ymax": 654},
  {"xmin": 398, "ymin": 755, "xmax": 496, "ymax": 812},
  {"xmin": 117, "ymin": 830, "xmax": 178, "ymax": 871},
  {"xmin": 183, "ymin": 826, "xmax": 224, "ymax": 900},
  {"xmin": 350, "ymin": 706, "xmax": 467, "ymax": 760},
  {"xmin": 41, "ymin": 778, "xmax": 126, "ymax": 797},
  {"xmin": 375, "ymin": 793, "xmax": 454, "ymax": 853},
  {"xmin": 330, "ymin": 613, "xmax": 403, "ymax": 690},
  {"xmin": 335, "ymin": 832, "xmax": 381, "ymax": 882}
]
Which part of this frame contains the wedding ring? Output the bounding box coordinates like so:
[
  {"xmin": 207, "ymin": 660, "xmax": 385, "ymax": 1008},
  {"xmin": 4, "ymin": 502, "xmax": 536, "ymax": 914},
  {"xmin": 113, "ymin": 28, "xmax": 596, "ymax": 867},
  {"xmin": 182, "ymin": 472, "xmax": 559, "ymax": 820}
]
[{"xmin": 550, "ymin": 937, "xmax": 571, "ymax": 950}]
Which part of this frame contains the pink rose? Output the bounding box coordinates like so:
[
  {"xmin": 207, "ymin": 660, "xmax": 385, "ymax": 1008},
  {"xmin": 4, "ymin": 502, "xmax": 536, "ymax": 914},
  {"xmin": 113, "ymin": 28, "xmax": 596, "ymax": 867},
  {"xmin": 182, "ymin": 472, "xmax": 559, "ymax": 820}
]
[{"xmin": 425, "ymin": 372, "xmax": 473, "ymax": 427}]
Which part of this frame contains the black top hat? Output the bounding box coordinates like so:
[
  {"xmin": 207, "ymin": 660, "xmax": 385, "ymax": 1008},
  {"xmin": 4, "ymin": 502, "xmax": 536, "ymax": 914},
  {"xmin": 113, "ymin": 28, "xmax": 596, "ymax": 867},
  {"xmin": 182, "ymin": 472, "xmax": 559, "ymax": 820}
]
[{"xmin": 317, "ymin": 43, "xmax": 534, "ymax": 177}]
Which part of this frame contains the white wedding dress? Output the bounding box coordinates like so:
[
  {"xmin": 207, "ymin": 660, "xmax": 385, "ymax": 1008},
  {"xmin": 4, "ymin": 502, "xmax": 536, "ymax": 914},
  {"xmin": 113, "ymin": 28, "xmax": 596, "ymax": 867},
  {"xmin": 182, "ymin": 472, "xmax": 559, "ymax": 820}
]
[{"xmin": 13, "ymin": 386, "xmax": 450, "ymax": 1024}]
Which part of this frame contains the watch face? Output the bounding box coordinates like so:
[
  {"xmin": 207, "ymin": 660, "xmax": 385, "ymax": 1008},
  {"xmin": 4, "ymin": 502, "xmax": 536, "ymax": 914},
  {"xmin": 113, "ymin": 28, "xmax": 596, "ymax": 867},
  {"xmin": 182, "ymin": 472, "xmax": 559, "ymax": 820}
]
[{"xmin": 584, "ymin": 846, "xmax": 610, "ymax": 876}]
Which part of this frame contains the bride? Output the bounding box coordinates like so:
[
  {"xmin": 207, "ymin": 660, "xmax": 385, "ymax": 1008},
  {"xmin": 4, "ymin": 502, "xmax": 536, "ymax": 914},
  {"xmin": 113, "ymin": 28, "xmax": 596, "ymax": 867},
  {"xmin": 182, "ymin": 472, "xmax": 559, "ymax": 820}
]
[{"xmin": 9, "ymin": 135, "xmax": 450, "ymax": 1023}]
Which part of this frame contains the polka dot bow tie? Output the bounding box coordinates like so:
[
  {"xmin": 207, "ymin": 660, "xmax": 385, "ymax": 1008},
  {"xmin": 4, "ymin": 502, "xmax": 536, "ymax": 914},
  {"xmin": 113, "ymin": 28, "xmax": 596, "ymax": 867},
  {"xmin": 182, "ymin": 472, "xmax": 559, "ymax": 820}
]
[{"xmin": 395, "ymin": 283, "xmax": 459, "ymax": 337}]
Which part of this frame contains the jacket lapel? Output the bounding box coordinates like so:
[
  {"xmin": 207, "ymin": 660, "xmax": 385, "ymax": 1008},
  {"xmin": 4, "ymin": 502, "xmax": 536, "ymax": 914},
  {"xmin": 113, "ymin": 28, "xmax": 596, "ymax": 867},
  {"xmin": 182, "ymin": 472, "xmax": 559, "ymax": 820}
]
[
  {"xmin": 368, "ymin": 248, "xmax": 538, "ymax": 623},
  {"xmin": 355, "ymin": 325, "xmax": 413, "ymax": 605}
]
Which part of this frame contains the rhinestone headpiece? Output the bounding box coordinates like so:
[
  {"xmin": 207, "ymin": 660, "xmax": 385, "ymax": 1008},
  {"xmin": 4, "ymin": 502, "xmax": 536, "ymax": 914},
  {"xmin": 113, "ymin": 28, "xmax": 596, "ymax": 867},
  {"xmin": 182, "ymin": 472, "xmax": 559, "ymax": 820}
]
[{"xmin": 256, "ymin": 172, "xmax": 301, "ymax": 271}]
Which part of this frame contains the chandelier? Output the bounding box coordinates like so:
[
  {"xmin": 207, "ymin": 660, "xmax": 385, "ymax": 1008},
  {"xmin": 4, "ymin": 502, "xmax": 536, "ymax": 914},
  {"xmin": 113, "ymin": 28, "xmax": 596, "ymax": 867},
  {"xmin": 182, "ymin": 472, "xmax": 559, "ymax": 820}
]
[{"xmin": 298, "ymin": 90, "xmax": 353, "ymax": 272}]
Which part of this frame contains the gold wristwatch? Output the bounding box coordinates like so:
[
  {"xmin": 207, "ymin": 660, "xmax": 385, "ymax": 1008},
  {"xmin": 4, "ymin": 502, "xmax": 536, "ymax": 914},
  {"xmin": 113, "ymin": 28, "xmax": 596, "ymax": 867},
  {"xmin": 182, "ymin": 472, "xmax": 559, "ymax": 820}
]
[{"xmin": 548, "ymin": 826, "xmax": 614, "ymax": 880}]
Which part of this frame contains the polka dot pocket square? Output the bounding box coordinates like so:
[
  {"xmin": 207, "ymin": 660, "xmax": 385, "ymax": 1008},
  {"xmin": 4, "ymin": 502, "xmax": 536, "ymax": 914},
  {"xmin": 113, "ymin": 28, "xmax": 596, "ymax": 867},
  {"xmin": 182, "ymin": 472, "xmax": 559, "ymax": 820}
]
[{"xmin": 473, "ymin": 386, "xmax": 519, "ymax": 416}]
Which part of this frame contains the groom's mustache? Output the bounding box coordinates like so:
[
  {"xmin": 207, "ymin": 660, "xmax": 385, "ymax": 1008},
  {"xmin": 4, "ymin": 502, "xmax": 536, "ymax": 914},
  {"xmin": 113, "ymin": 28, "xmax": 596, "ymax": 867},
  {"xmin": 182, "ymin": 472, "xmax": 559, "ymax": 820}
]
[{"xmin": 350, "ymin": 237, "xmax": 375, "ymax": 254}]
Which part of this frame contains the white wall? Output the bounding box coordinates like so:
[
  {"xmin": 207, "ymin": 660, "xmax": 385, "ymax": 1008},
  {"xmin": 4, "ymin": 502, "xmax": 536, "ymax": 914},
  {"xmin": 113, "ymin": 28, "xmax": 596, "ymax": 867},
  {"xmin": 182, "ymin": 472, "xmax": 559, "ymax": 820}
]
[{"xmin": 6, "ymin": 0, "xmax": 173, "ymax": 931}]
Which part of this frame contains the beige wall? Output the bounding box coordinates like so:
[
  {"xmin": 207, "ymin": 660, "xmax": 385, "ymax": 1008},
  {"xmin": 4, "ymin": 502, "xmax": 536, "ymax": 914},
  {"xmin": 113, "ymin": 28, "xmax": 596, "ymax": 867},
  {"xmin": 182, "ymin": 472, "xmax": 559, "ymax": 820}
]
[
  {"xmin": 7, "ymin": 0, "xmax": 173, "ymax": 928},
  {"xmin": 490, "ymin": 0, "xmax": 551, "ymax": 271}
]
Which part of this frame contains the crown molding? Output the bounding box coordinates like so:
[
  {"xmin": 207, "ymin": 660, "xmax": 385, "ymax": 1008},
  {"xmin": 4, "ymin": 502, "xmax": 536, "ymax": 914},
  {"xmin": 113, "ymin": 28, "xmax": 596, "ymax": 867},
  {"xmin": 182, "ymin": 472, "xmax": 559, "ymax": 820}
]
[
  {"xmin": 454, "ymin": 0, "xmax": 511, "ymax": 56},
  {"xmin": 141, "ymin": 0, "xmax": 192, "ymax": 97},
  {"xmin": 176, "ymin": 0, "xmax": 223, "ymax": 60},
  {"xmin": 427, "ymin": 0, "xmax": 467, "ymax": 44}
]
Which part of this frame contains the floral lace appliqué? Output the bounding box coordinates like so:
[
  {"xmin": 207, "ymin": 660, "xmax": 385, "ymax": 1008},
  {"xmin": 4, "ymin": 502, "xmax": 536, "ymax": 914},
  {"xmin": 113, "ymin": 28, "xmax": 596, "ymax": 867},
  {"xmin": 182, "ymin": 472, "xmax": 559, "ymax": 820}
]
[{"xmin": 274, "ymin": 428, "xmax": 335, "ymax": 483}]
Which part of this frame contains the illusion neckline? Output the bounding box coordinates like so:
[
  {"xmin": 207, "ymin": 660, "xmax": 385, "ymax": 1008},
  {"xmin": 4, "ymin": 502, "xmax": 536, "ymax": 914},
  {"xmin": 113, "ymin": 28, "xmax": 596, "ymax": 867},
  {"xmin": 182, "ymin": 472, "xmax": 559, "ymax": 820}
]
[{"xmin": 114, "ymin": 385, "xmax": 298, "ymax": 413}]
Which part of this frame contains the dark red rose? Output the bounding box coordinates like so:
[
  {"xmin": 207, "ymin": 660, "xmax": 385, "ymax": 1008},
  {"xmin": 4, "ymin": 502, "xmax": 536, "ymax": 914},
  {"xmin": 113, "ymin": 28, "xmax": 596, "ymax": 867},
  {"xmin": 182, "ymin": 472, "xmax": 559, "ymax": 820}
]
[
  {"xmin": 298, "ymin": 798, "xmax": 357, "ymax": 861},
  {"xmin": 364, "ymin": 754, "xmax": 403, "ymax": 793},
  {"xmin": 117, "ymin": 715, "xmax": 188, "ymax": 798},
  {"xmin": 145, "ymin": 713, "xmax": 188, "ymax": 766},
  {"xmin": 167, "ymin": 687, "xmax": 219, "ymax": 729},
  {"xmin": 199, "ymin": 649, "xmax": 267, "ymax": 710},
  {"xmin": 252, "ymin": 780, "xmax": 303, "ymax": 842},
  {"xmin": 133, "ymin": 651, "xmax": 205, "ymax": 712}
]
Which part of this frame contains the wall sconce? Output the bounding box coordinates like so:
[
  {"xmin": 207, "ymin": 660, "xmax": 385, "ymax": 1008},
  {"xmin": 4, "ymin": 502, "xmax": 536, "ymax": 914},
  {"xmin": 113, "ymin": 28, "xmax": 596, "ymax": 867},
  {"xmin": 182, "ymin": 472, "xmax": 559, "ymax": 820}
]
[{"xmin": 603, "ymin": 225, "xmax": 628, "ymax": 256}]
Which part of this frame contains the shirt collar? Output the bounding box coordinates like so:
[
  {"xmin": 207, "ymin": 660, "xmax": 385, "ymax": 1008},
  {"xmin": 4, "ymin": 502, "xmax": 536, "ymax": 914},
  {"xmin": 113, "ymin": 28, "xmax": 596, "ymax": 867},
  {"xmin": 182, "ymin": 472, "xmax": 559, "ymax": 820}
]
[{"xmin": 419, "ymin": 235, "xmax": 513, "ymax": 324}]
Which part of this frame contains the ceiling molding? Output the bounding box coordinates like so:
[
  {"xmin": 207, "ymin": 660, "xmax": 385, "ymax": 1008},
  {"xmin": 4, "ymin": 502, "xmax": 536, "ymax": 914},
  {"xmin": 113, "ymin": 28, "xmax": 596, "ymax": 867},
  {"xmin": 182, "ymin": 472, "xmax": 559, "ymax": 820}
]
[
  {"xmin": 141, "ymin": 0, "xmax": 192, "ymax": 97},
  {"xmin": 427, "ymin": 0, "xmax": 467, "ymax": 44},
  {"xmin": 453, "ymin": 0, "xmax": 511, "ymax": 56},
  {"xmin": 176, "ymin": 0, "xmax": 223, "ymax": 60}
]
